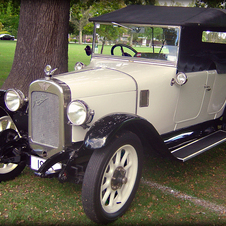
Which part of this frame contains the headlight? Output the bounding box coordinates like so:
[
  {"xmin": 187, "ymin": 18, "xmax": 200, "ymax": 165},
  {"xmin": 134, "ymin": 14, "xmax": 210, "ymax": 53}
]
[
  {"xmin": 175, "ymin": 72, "xmax": 187, "ymax": 86},
  {"xmin": 67, "ymin": 100, "xmax": 94, "ymax": 126},
  {"xmin": 74, "ymin": 62, "xmax": 85, "ymax": 71},
  {"xmin": 4, "ymin": 89, "xmax": 25, "ymax": 112}
]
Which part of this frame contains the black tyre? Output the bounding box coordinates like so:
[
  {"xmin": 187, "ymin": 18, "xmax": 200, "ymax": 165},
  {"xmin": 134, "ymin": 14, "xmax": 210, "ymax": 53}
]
[
  {"xmin": 82, "ymin": 131, "xmax": 143, "ymax": 224},
  {"xmin": 0, "ymin": 116, "xmax": 26, "ymax": 182}
]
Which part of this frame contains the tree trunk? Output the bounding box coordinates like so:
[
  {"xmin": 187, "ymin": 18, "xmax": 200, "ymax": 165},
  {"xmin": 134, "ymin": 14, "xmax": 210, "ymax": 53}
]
[
  {"xmin": 79, "ymin": 26, "xmax": 83, "ymax": 44},
  {"xmin": 2, "ymin": 0, "xmax": 70, "ymax": 96}
]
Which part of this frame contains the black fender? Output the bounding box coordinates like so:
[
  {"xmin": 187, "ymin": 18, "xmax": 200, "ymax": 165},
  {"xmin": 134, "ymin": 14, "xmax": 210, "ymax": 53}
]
[{"xmin": 83, "ymin": 113, "xmax": 173, "ymax": 159}]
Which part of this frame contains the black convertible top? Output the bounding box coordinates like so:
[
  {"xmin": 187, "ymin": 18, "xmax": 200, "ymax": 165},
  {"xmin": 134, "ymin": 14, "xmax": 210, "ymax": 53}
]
[{"xmin": 90, "ymin": 5, "xmax": 226, "ymax": 27}]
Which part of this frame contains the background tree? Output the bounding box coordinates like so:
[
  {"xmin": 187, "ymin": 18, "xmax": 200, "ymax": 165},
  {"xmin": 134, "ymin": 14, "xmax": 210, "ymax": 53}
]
[
  {"xmin": 70, "ymin": 4, "xmax": 93, "ymax": 44},
  {"xmin": 0, "ymin": 0, "xmax": 20, "ymax": 37},
  {"xmin": 195, "ymin": 0, "xmax": 226, "ymax": 8},
  {"xmin": 70, "ymin": 0, "xmax": 126, "ymax": 45}
]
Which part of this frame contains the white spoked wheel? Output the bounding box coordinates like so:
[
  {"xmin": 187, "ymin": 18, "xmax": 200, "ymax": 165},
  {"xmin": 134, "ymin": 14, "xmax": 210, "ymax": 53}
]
[
  {"xmin": 101, "ymin": 144, "xmax": 138, "ymax": 213},
  {"xmin": 0, "ymin": 115, "xmax": 25, "ymax": 181},
  {"xmin": 82, "ymin": 131, "xmax": 143, "ymax": 224}
]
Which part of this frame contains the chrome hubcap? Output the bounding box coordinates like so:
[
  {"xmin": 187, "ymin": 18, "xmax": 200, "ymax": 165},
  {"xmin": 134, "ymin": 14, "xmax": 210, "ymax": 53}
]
[{"xmin": 111, "ymin": 166, "xmax": 127, "ymax": 190}]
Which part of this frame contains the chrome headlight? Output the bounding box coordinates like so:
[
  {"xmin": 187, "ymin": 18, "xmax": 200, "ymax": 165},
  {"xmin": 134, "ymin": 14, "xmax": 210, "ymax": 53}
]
[
  {"xmin": 175, "ymin": 72, "xmax": 187, "ymax": 86},
  {"xmin": 74, "ymin": 62, "xmax": 85, "ymax": 71},
  {"xmin": 4, "ymin": 89, "xmax": 25, "ymax": 112},
  {"xmin": 67, "ymin": 100, "xmax": 94, "ymax": 126}
]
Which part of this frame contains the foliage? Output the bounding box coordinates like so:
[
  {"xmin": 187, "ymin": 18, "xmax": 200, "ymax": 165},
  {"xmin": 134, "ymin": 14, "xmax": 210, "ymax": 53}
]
[
  {"xmin": 70, "ymin": 0, "xmax": 127, "ymax": 44},
  {"xmin": 70, "ymin": 4, "xmax": 93, "ymax": 43},
  {"xmin": 202, "ymin": 31, "xmax": 226, "ymax": 44},
  {"xmin": 0, "ymin": 22, "xmax": 3, "ymax": 30},
  {"xmin": 0, "ymin": 0, "xmax": 20, "ymax": 37},
  {"xmin": 0, "ymin": 0, "xmax": 20, "ymax": 15},
  {"xmin": 195, "ymin": 0, "xmax": 226, "ymax": 8},
  {"xmin": 0, "ymin": 14, "xmax": 19, "ymax": 37}
]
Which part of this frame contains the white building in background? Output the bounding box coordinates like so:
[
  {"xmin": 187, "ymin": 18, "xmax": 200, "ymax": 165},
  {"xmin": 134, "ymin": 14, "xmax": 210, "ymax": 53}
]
[{"xmin": 158, "ymin": 0, "xmax": 193, "ymax": 6}]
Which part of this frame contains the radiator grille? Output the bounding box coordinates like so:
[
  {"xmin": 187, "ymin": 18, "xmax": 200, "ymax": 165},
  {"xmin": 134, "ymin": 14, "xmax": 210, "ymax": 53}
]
[{"xmin": 31, "ymin": 91, "xmax": 59, "ymax": 148}]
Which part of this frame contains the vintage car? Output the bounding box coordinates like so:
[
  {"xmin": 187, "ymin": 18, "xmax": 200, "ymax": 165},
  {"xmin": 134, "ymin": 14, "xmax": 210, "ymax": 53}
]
[{"xmin": 1, "ymin": 5, "xmax": 226, "ymax": 224}]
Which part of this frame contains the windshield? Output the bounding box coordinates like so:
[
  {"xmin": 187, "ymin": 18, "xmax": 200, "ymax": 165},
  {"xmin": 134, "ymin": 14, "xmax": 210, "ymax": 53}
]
[{"xmin": 93, "ymin": 23, "xmax": 180, "ymax": 63}]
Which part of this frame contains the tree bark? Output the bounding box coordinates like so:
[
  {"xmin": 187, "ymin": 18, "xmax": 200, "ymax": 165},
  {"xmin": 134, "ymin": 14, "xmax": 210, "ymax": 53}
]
[
  {"xmin": 79, "ymin": 25, "xmax": 83, "ymax": 44},
  {"xmin": 2, "ymin": 0, "xmax": 70, "ymax": 96}
]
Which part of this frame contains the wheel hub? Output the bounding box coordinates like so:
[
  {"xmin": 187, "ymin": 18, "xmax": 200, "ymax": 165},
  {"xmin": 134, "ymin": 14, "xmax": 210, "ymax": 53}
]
[{"xmin": 111, "ymin": 166, "xmax": 127, "ymax": 190}]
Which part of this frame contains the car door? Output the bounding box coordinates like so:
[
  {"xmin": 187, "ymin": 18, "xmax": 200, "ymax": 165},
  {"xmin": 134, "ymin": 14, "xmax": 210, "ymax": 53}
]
[
  {"xmin": 174, "ymin": 70, "xmax": 216, "ymax": 129},
  {"xmin": 207, "ymin": 71, "xmax": 226, "ymax": 117}
]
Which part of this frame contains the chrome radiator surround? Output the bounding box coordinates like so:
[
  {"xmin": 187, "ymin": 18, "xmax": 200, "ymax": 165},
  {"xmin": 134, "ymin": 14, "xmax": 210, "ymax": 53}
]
[{"xmin": 28, "ymin": 78, "xmax": 71, "ymax": 158}]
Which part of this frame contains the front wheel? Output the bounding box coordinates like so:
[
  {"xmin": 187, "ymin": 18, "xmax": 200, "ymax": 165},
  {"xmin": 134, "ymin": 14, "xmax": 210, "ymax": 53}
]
[
  {"xmin": 82, "ymin": 131, "xmax": 143, "ymax": 224},
  {"xmin": 0, "ymin": 115, "xmax": 26, "ymax": 182}
]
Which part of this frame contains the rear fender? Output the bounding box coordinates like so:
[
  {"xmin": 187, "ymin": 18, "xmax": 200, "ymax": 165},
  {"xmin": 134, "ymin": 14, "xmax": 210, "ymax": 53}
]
[{"xmin": 84, "ymin": 113, "xmax": 173, "ymax": 159}]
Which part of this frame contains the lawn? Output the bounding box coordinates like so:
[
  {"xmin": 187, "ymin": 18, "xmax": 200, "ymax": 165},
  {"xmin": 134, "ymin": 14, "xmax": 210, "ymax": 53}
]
[
  {"xmin": 1, "ymin": 147, "xmax": 226, "ymax": 225},
  {"xmin": 0, "ymin": 40, "xmax": 226, "ymax": 225},
  {"xmin": 0, "ymin": 41, "xmax": 91, "ymax": 87},
  {"xmin": 0, "ymin": 41, "xmax": 17, "ymax": 86}
]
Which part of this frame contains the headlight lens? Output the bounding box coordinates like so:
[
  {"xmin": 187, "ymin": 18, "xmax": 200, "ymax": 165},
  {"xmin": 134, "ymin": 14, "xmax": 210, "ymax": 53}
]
[
  {"xmin": 4, "ymin": 89, "xmax": 25, "ymax": 112},
  {"xmin": 74, "ymin": 62, "xmax": 85, "ymax": 71},
  {"xmin": 175, "ymin": 72, "xmax": 187, "ymax": 86},
  {"xmin": 67, "ymin": 100, "xmax": 94, "ymax": 126}
]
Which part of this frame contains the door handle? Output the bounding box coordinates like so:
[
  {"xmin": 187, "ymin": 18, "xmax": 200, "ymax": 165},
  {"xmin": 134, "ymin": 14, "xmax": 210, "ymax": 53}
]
[{"xmin": 204, "ymin": 85, "xmax": 211, "ymax": 91}]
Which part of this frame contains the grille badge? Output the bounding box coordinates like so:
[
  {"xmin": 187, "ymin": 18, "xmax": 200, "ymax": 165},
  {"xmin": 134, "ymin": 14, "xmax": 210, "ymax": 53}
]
[
  {"xmin": 33, "ymin": 94, "xmax": 48, "ymax": 108},
  {"xmin": 38, "ymin": 82, "xmax": 51, "ymax": 91}
]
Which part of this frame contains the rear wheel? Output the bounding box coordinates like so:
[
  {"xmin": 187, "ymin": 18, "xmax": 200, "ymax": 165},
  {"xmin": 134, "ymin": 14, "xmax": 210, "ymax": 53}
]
[
  {"xmin": 82, "ymin": 131, "xmax": 143, "ymax": 224},
  {"xmin": 0, "ymin": 115, "xmax": 26, "ymax": 182}
]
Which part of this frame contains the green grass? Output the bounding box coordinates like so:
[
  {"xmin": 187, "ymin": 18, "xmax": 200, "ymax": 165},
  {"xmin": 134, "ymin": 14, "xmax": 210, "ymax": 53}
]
[
  {"xmin": 68, "ymin": 43, "xmax": 91, "ymax": 71},
  {"xmin": 0, "ymin": 150, "xmax": 225, "ymax": 225},
  {"xmin": 142, "ymin": 143, "xmax": 226, "ymax": 206},
  {"xmin": 1, "ymin": 40, "xmax": 226, "ymax": 225},
  {"xmin": 0, "ymin": 41, "xmax": 91, "ymax": 86},
  {"xmin": 0, "ymin": 41, "xmax": 17, "ymax": 86}
]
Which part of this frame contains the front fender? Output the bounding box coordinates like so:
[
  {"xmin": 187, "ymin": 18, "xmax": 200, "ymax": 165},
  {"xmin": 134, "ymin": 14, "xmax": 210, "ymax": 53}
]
[
  {"xmin": 84, "ymin": 113, "xmax": 172, "ymax": 158},
  {"xmin": 0, "ymin": 129, "xmax": 30, "ymax": 163}
]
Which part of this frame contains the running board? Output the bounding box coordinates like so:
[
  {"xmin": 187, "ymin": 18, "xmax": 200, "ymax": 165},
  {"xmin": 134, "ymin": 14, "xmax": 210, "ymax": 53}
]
[{"xmin": 171, "ymin": 130, "xmax": 226, "ymax": 162}]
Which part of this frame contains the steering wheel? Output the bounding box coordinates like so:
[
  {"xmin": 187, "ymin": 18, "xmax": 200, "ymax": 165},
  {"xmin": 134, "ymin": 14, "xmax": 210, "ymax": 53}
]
[
  {"xmin": 158, "ymin": 40, "xmax": 165, "ymax": 54},
  {"xmin": 111, "ymin": 44, "xmax": 137, "ymax": 57}
]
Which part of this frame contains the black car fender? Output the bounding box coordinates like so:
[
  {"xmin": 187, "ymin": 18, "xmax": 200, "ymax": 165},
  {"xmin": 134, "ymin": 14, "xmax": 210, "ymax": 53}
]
[{"xmin": 83, "ymin": 113, "xmax": 173, "ymax": 159}]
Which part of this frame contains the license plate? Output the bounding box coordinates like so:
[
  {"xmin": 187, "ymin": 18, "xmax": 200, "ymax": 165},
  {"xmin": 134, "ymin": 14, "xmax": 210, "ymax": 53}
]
[{"xmin": 30, "ymin": 155, "xmax": 62, "ymax": 172}]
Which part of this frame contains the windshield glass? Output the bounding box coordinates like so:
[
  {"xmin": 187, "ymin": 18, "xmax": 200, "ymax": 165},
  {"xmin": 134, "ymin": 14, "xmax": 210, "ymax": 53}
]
[{"xmin": 93, "ymin": 23, "xmax": 180, "ymax": 63}]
